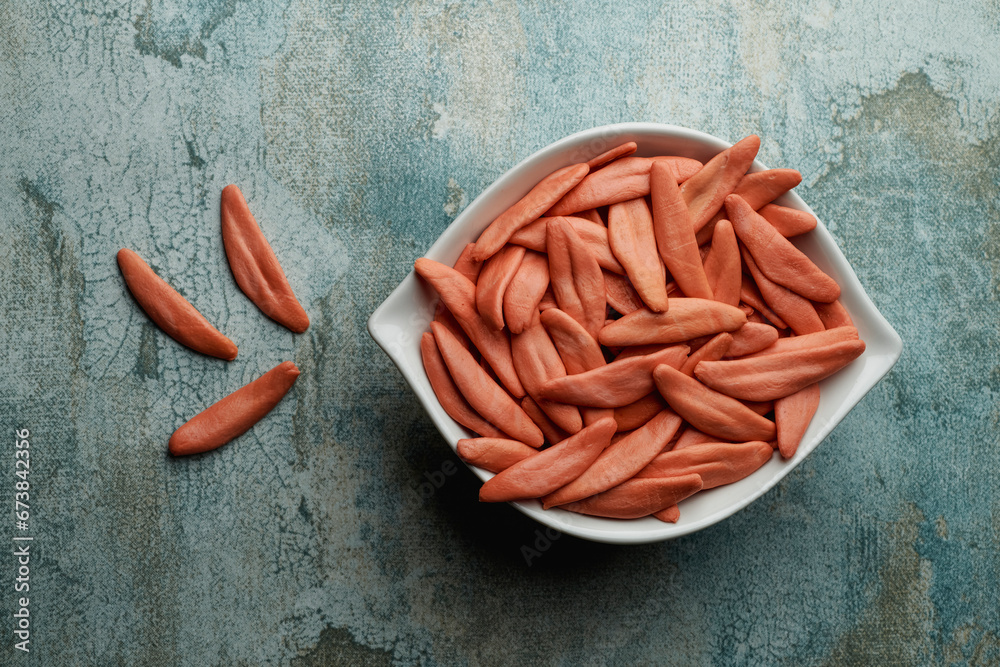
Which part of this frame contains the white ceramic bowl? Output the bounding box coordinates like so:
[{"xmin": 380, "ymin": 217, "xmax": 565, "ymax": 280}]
[{"xmin": 368, "ymin": 123, "xmax": 902, "ymax": 545}]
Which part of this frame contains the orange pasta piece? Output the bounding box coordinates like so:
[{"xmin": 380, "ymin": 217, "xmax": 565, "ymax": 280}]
[
  {"xmin": 539, "ymin": 308, "xmax": 607, "ymax": 374},
  {"xmin": 559, "ymin": 474, "xmax": 703, "ymax": 519},
  {"xmin": 702, "ymin": 219, "xmax": 741, "ymax": 307},
  {"xmin": 169, "ymin": 361, "xmax": 299, "ymax": 455},
  {"xmin": 727, "ymin": 195, "xmax": 839, "ymax": 303},
  {"xmin": 694, "ymin": 339, "xmax": 866, "ymax": 401},
  {"xmin": 539, "ymin": 308, "xmax": 615, "ymax": 425},
  {"xmin": 539, "ymin": 345, "xmax": 688, "ymax": 408},
  {"xmin": 680, "ymin": 135, "xmax": 760, "ymax": 233},
  {"xmin": 576, "ymin": 208, "xmax": 605, "ymax": 225},
  {"xmin": 547, "ymin": 157, "xmax": 703, "ymax": 216},
  {"xmin": 431, "ymin": 322, "xmax": 543, "ymax": 446},
  {"xmin": 543, "ymin": 408, "xmax": 682, "ymax": 508},
  {"xmin": 741, "ymin": 248, "xmax": 824, "ymax": 335},
  {"xmin": 726, "ymin": 323, "xmax": 779, "ymax": 357},
  {"xmin": 414, "ymin": 258, "xmax": 525, "ymax": 397},
  {"xmin": 433, "ymin": 302, "xmax": 469, "ymax": 349},
  {"xmin": 671, "ymin": 426, "xmax": 720, "ymax": 450},
  {"xmin": 732, "ymin": 168, "xmax": 803, "ymax": 209},
  {"xmin": 479, "ymin": 355, "xmax": 501, "ymax": 384},
  {"xmin": 521, "ymin": 396, "xmax": 569, "ymax": 445},
  {"xmin": 220, "ymin": 185, "xmax": 310, "ymax": 333},
  {"xmin": 650, "ymin": 160, "xmax": 713, "ymax": 299},
  {"xmin": 546, "ymin": 218, "xmax": 607, "ymax": 339},
  {"xmin": 815, "ymin": 299, "xmax": 854, "ymax": 330},
  {"xmin": 509, "ymin": 216, "xmax": 624, "ymax": 274},
  {"xmin": 741, "ymin": 400, "xmax": 774, "ymax": 416},
  {"xmin": 739, "ymin": 274, "xmax": 789, "ymax": 330},
  {"xmin": 580, "ymin": 407, "xmax": 617, "ymax": 428},
  {"xmin": 512, "ymin": 318, "xmax": 583, "ymax": 434},
  {"xmin": 538, "ymin": 287, "xmax": 558, "ymax": 311},
  {"xmin": 608, "ymin": 197, "xmax": 670, "ymax": 312},
  {"xmin": 503, "ymin": 250, "xmax": 550, "ymax": 335},
  {"xmin": 654, "ymin": 505, "xmax": 681, "ymax": 523},
  {"xmin": 476, "ymin": 244, "xmax": 525, "ymax": 330},
  {"xmin": 759, "ymin": 204, "xmax": 817, "ymax": 237},
  {"xmin": 472, "ymin": 163, "xmax": 590, "ymax": 262},
  {"xmin": 457, "ymin": 437, "xmax": 538, "ymax": 473},
  {"xmin": 679, "ymin": 332, "xmax": 733, "ymax": 376},
  {"xmin": 478, "ymin": 417, "xmax": 616, "ymax": 502},
  {"xmin": 613, "ymin": 393, "xmax": 669, "ymax": 431},
  {"xmin": 599, "ymin": 298, "xmax": 747, "ymax": 346},
  {"xmin": 421, "ymin": 332, "xmax": 505, "ymax": 439},
  {"xmin": 697, "ymin": 168, "xmax": 802, "ymax": 245},
  {"xmin": 615, "ymin": 343, "xmax": 674, "ymax": 361},
  {"xmin": 745, "ymin": 326, "xmax": 860, "ymax": 358},
  {"xmin": 774, "ymin": 383, "xmax": 820, "ymax": 458},
  {"xmin": 653, "ymin": 364, "xmax": 776, "ymax": 442},
  {"xmin": 637, "ymin": 441, "xmax": 773, "ymax": 489},
  {"xmin": 117, "ymin": 248, "xmax": 238, "ymax": 361},
  {"xmin": 587, "ymin": 141, "xmax": 638, "ymax": 170},
  {"xmin": 453, "ymin": 243, "xmax": 483, "ymax": 284},
  {"xmin": 603, "ymin": 269, "xmax": 644, "ymax": 315}
]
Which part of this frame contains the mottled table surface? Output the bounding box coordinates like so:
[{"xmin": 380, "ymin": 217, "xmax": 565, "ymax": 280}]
[{"xmin": 1, "ymin": 1, "xmax": 998, "ymax": 665}]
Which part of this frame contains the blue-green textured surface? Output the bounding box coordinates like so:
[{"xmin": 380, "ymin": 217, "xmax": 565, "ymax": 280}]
[{"xmin": 1, "ymin": 1, "xmax": 998, "ymax": 665}]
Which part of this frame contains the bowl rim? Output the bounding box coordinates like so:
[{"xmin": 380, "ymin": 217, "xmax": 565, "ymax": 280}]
[{"xmin": 368, "ymin": 122, "xmax": 903, "ymax": 545}]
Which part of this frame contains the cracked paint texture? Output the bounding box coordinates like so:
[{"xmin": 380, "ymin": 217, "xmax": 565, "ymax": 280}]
[{"xmin": 0, "ymin": 0, "xmax": 998, "ymax": 664}]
